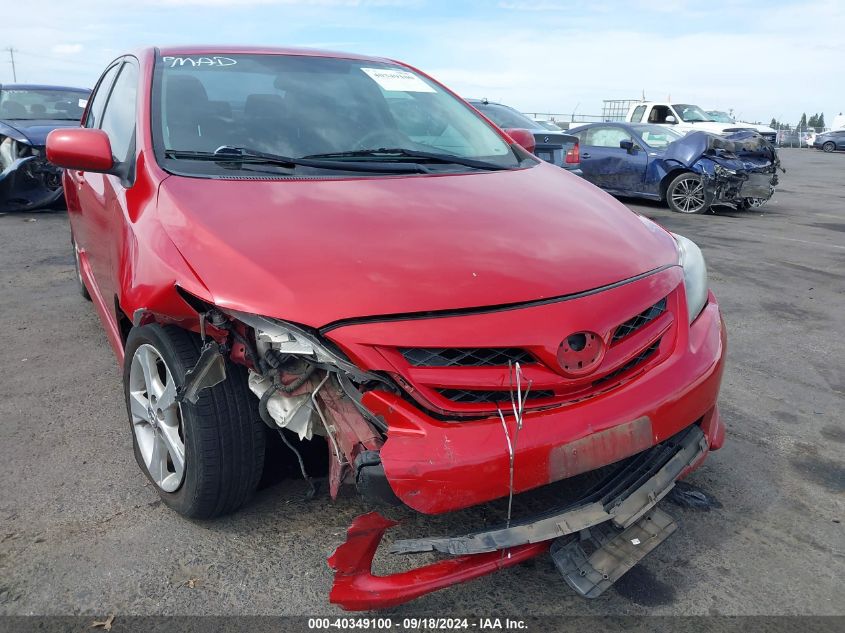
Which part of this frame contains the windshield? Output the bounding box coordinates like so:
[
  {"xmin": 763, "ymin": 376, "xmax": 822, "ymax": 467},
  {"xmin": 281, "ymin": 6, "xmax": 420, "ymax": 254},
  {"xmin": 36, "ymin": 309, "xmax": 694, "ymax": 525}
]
[
  {"xmin": 674, "ymin": 104, "xmax": 713, "ymax": 123},
  {"xmin": 153, "ymin": 54, "xmax": 521, "ymax": 176},
  {"xmin": 706, "ymin": 111, "xmax": 734, "ymax": 123},
  {"xmin": 471, "ymin": 103, "xmax": 538, "ymax": 130},
  {"xmin": 0, "ymin": 88, "xmax": 89, "ymax": 121},
  {"xmin": 630, "ymin": 124, "xmax": 684, "ymax": 148}
]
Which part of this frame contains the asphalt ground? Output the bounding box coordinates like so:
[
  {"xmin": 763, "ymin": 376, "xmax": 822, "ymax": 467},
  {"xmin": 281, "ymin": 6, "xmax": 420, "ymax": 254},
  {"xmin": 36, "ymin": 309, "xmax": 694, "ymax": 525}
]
[{"xmin": 0, "ymin": 148, "xmax": 842, "ymax": 618}]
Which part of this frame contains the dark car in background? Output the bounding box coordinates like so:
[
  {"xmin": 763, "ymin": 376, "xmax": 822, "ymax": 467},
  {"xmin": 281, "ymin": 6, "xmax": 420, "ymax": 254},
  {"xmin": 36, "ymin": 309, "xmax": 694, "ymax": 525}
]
[
  {"xmin": 813, "ymin": 129, "xmax": 845, "ymax": 152},
  {"xmin": 1, "ymin": 84, "xmax": 91, "ymax": 211},
  {"xmin": 568, "ymin": 122, "xmax": 780, "ymax": 213},
  {"xmin": 467, "ymin": 99, "xmax": 581, "ymax": 175}
]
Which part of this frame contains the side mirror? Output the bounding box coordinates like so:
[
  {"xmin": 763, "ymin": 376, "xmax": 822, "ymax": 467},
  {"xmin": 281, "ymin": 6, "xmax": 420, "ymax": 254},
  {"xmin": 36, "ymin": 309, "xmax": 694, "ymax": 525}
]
[
  {"xmin": 46, "ymin": 128, "xmax": 114, "ymax": 173},
  {"xmin": 665, "ymin": 115, "xmax": 677, "ymax": 124},
  {"xmin": 619, "ymin": 139, "xmax": 635, "ymax": 153},
  {"xmin": 504, "ymin": 128, "xmax": 536, "ymax": 155}
]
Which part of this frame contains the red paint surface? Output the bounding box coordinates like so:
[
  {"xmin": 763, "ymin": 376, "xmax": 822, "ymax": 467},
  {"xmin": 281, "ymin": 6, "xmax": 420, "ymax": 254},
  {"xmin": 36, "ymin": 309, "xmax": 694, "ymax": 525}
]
[
  {"xmin": 328, "ymin": 512, "xmax": 549, "ymax": 611},
  {"xmin": 55, "ymin": 44, "xmax": 726, "ymax": 532},
  {"xmin": 352, "ymin": 292, "xmax": 725, "ymax": 514},
  {"xmin": 46, "ymin": 128, "xmax": 114, "ymax": 172}
]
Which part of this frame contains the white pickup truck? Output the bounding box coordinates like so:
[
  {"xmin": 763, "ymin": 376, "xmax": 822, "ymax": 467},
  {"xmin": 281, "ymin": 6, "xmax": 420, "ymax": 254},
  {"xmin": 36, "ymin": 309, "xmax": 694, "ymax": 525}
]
[{"xmin": 625, "ymin": 102, "xmax": 769, "ymax": 140}]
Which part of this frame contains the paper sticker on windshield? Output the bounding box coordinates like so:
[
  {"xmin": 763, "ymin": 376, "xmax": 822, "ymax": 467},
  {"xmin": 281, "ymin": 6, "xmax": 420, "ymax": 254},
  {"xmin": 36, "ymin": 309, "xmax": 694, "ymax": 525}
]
[
  {"xmin": 78, "ymin": 98, "xmax": 88, "ymax": 108},
  {"xmin": 161, "ymin": 56, "xmax": 237, "ymax": 68},
  {"xmin": 361, "ymin": 68, "xmax": 436, "ymax": 93}
]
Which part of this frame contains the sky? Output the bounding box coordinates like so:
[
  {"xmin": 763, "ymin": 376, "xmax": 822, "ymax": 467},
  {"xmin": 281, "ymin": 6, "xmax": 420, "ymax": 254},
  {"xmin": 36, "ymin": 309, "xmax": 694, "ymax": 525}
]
[{"xmin": 3, "ymin": 0, "xmax": 843, "ymax": 126}]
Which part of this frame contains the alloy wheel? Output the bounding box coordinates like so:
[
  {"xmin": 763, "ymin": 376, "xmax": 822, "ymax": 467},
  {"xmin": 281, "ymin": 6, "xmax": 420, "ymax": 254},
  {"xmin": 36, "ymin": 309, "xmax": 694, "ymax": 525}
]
[
  {"xmin": 671, "ymin": 176, "xmax": 706, "ymax": 213},
  {"xmin": 823, "ymin": 142, "xmax": 835, "ymax": 153},
  {"xmin": 128, "ymin": 344, "xmax": 186, "ymax": 492}
]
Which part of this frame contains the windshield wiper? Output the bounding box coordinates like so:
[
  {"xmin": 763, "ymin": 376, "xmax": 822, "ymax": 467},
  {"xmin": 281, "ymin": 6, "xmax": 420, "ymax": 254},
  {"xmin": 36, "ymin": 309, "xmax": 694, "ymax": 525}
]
[
  {"xmin": 163, "ymin": 146, "xmax": 429, "ymax": 173},
  {"xmin": 301, "ymin": 147, "xmax": 511, "ymax": 171}
]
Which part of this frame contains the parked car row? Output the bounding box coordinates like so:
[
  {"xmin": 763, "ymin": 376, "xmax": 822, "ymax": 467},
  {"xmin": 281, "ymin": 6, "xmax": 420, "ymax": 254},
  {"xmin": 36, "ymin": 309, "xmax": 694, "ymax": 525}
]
[
  {"xmin": 566, "ymin": 122, "xmax": 780, "ymax": 214},
  {"xmin": 43, "ymin": 46, "xmax": 727, "ymax": 610}
]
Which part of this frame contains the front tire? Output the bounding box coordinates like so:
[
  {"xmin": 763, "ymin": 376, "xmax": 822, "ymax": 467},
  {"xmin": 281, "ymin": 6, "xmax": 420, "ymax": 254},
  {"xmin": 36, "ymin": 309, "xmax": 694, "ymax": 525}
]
[
  {"xmin": 666, "ymin": 172, "xmax": 709, "ymax": 214},
  {"xmin": 123, "ymin": 324, "xmax": 265, "ymax": 519},
  {"xmin": 823, "ymin": 141, "xmax": 836, "ymax": 153}
]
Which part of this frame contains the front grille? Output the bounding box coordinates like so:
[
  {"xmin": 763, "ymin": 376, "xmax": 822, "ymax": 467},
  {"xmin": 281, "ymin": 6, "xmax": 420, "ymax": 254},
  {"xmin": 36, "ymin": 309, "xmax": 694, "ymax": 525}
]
[
  {"xmin": 437, "ymin": 388, "xmax": 555, "ymax": 404},
  {"xmin": 611, "ymin": 298, "xmax": 667, "ymax": 343},
  {"xmin": 401, "ymin": 347, "xmax": 534, "ymax": 367},
  {"xmin": 593, "ymin": 339, "xmax": 661, "ymax": 387}
]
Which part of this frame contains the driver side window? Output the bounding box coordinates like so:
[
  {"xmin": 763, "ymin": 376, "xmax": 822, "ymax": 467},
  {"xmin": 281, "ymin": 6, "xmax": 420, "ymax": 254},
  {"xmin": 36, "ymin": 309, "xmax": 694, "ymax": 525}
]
[{"xmin": 84, "ymin": 63, "xmax": 121, "ymax": 129}]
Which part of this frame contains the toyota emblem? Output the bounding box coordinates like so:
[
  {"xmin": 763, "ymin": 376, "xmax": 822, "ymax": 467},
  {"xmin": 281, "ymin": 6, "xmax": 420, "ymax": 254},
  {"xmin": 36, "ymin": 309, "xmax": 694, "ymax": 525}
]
[{"xmin": 557, "ymin": 332, "xmax": 604, "ymax": 377}]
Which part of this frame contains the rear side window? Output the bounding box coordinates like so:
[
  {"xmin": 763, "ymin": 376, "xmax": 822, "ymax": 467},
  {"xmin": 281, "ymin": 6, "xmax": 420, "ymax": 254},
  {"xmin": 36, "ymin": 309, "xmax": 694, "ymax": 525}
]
[
  {"xmin": 630, "ymin": 105, "xmax": 646, "ymax": 123},
  {"xmin": 100, "ymin": 62, "xmax": 138, "ymax": 164},
  {"xmin": 84, "ymin": 63, "xmax": 120, "ymax": 128},
  {"xmin": 585, "ymin": 127, "xmax": 632, "ymax": 148}
]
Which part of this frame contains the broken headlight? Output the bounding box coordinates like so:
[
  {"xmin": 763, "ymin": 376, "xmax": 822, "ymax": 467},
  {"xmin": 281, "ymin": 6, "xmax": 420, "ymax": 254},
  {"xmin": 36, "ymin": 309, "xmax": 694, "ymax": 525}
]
[
  {"xmin": 221, "ymin": 308, "xmax": 375, "ymax": 381},
  {"xmin": 672, "ymin": 233, "xmax": 708, "ymax": 323}
]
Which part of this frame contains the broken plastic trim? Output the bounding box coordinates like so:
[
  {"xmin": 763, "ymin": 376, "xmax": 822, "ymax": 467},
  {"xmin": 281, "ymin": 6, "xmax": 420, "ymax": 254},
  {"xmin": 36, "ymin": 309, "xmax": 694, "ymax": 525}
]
[
  {"xmin": 328, "ymin": 424, "xmax": 707, "ymax": 610},
  {"xmin": 328, "ymin": 513, "xmax": 549, "ymax": 611},
  {"xmin": 177, "ymin": 341, "xmax": 227, "ymax": 404},
  {"xmin": 388, "ymin": 424, "xmax": 705, "ymax": 555}
]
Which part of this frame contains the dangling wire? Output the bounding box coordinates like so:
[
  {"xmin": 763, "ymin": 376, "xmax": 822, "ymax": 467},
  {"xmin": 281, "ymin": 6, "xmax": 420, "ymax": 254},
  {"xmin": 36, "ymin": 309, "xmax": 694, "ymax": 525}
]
[{"xmin": 497, "ymin": 361, "xmax": 532, "ymax": 537}]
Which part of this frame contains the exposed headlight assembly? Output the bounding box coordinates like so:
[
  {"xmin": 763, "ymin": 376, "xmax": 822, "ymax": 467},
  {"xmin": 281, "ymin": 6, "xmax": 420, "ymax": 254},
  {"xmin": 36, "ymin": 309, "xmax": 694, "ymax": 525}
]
[
  {"xmin": 222, "ymin": 308, "xmax": 377, "ymax": 382},
  {"xmin": 672, "ymin": 233, "xmax": 709, "ymax": 323}
]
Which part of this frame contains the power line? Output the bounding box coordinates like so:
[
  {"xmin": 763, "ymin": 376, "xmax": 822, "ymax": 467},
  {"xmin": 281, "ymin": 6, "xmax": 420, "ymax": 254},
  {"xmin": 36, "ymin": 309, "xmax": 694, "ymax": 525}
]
[{"xmin": 6, "ymin": 47, "xmax": 17, "ymax": 82}]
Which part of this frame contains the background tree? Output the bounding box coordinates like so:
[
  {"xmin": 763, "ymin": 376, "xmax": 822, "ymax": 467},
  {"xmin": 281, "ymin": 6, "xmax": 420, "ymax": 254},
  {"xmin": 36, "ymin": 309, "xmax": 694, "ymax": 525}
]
[
  {"xmin": 799, "ymin": 113, "xmax": 807, "ymax": 129},
  {"xmin": 808, "ymin": 114, "xmax": 818, "ymax": 128},
  {"xmin": 818, "ymin": 113, "xmax": 825, "ymax": 128}
]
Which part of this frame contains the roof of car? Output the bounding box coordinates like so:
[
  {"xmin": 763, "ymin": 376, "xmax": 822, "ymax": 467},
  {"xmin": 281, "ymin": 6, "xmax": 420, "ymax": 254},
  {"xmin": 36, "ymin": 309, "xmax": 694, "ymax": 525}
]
[
  {"xmin": 155, "ymin": 45, "xmax": 394, "ymax": 64},
  {"xmin": 0, "ymin": 83, "xmax": 90, "ymax": 92}
]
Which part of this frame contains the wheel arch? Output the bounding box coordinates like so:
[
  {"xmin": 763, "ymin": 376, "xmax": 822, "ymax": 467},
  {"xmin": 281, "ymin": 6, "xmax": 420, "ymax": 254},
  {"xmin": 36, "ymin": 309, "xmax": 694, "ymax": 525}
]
[{"xmin": 659, "ymin": 167, "xmax": 695, "ymax": 201}]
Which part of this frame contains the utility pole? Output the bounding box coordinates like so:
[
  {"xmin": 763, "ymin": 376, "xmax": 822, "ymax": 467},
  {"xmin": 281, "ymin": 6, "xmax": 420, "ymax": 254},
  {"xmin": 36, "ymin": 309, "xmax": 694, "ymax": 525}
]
[{"xmin": 6, "ymin": 47, "xmax": 17, "ymax": 82}]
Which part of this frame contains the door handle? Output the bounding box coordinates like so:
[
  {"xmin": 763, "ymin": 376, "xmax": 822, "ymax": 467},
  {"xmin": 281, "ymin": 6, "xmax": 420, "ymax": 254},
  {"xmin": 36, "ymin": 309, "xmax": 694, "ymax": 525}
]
[{"xmin": 581, "ymin": 152, "xmax": 591, "ymax": 158}]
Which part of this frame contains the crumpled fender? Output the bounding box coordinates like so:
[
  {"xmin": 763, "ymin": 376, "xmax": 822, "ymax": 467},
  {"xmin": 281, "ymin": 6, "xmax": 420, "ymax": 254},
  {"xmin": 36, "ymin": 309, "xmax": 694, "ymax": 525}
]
[
  {"xmin": 0, "ymin": 155, "xmax": 37, "ymax": 185},
  {"xmin": 663, "ymin": 130, "xmax": 777, "ymax": 168}
]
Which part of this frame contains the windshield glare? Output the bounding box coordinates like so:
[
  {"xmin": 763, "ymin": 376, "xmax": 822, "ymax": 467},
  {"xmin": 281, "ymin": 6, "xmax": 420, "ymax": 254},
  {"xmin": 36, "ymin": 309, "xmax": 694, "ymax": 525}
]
[
  {"xmin": 675, "ymin": 104, "xmax": 713, "ymax": 123},
  {"xmin": 472, "ymin": 103, "xmax": 538, "ymax": 130},
  {"xmin": 0, "ymin": 88, "xmax": 89, "ymax": 121},
  {"xmin": 630, "ymin": 124, "xmax": 684, "ymax": 148},
  {"xmin": 154, "ymin": 54, "xmax": 520, "ymax": 174},
  {"xmin": 706, "ymin": 111, "xmax": 734, "ymax": 123}
]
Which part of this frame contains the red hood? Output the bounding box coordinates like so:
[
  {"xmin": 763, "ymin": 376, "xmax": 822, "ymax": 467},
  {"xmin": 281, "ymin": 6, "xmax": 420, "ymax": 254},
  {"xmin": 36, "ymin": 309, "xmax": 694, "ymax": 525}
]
[{"xmin": 157, "ymin": 163, "xmax": 678, "ymax": 327}]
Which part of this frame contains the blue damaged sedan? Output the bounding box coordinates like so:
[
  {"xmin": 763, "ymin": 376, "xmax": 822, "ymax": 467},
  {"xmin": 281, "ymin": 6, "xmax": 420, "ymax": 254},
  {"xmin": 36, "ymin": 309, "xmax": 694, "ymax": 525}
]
[
  {"xmin": 1, "ymin": 84, "xmax": 91, "ymax": 211},
  {"xmin": 567, "ymin": 122, "xmax": 781, "ymax": 214}
]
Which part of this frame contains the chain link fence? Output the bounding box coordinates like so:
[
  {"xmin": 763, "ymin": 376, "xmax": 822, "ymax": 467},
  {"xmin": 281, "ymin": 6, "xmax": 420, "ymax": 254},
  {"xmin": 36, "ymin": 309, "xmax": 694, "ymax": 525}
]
[{"xmin": 771, "ymin": 123, "xmax": 831, "ymax": 148}]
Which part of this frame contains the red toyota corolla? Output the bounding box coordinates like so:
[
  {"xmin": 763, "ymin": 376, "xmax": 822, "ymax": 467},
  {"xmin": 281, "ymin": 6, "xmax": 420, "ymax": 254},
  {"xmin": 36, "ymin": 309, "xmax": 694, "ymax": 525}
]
[{"xmin": 47, "ymin": 46, "xmax": 726, "ymax": 609}]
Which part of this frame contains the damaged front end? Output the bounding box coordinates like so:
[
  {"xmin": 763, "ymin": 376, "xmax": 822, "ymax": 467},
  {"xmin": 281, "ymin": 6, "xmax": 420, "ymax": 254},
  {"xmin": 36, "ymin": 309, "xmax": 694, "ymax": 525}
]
[
  {"xmin": 172, "ymin": 257, "xmax": 725, "ymax": 610},
  {"xmin": 0, "ymin": 135, "xmax": 64, "ymax": 212},
  {"xmin": 667, "ymin": 131, "xmax": 783, "ymax": 209},
  {"xmin": 168, "ymin": 295, "xmax": 396, "ymax": 502}
]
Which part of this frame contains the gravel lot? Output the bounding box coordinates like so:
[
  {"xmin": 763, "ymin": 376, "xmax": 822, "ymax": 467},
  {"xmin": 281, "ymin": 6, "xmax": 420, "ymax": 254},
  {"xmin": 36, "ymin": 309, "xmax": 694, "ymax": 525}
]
[{"xmin": 0, "ymin": 148, "xmax": 842, "ymax": 617}]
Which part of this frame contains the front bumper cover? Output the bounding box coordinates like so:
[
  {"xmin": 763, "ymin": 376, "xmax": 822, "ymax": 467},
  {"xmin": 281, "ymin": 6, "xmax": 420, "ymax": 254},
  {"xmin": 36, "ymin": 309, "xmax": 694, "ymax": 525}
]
[
  {"xmin": 328, "ymin": 420, "xmax": 719, "ymax": 610},
  {"xmin": 359, "ymin": 297, "xmax": 725, "ymax": 515}
]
